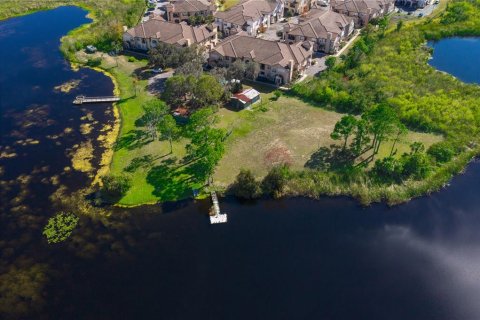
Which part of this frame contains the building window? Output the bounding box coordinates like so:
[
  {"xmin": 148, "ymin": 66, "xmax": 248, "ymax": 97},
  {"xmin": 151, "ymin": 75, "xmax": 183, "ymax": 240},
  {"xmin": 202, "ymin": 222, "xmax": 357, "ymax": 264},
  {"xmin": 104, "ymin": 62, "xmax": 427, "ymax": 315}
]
[{"xmin": 260, "ymin": 64, "xmax": 265, "ymax": 70}]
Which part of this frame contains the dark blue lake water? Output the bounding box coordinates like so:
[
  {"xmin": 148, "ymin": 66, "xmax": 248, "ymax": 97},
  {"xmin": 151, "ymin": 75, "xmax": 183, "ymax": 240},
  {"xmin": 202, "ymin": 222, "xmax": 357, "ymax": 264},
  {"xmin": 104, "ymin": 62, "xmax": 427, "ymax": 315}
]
[
  {"xmin": 2, "ymin": 8, "xmax": 480, "ymax": 320},
  {"xmin": 429, "ymin": 37, "xmax": 480, "ymax": 84}
]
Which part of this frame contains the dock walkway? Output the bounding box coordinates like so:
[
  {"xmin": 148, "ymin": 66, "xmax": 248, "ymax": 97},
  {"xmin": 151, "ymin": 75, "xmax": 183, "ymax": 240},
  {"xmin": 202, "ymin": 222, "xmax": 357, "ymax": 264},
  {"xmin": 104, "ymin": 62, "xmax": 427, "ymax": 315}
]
[
  {"xmin": 210, "ymin": 191, "xmax": 227, "ymax": 224},
  {"xmin": 73, "ymin": 95, "xmax": 120, "ymax": 105}
]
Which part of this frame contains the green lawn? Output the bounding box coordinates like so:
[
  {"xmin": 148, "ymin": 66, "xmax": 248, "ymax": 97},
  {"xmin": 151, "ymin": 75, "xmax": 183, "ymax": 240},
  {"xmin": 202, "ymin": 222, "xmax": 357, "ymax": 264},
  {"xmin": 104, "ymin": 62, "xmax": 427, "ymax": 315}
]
[{"xmin": 80, "ymin": 54, "xmax": 203, "ymax": 206}]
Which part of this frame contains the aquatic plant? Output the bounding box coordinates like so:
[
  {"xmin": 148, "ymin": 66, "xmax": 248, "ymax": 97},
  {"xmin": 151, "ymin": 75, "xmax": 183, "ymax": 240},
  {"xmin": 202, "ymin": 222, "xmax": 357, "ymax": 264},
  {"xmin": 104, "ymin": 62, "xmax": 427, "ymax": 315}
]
[{"xmin": 43, "ymin": 212, "xmax": 79, "ymax": 244}]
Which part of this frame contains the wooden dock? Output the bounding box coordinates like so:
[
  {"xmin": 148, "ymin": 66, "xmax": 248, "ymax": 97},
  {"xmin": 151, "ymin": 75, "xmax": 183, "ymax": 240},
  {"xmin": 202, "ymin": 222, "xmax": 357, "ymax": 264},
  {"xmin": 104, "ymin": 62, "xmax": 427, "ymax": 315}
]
[
  {"xmin": 73, "ymin": 95, "xmax": 120, "ymax": 105},
  {"xmin": 209, "ymin": 191, "xmax": 227, "ymax": 224}
]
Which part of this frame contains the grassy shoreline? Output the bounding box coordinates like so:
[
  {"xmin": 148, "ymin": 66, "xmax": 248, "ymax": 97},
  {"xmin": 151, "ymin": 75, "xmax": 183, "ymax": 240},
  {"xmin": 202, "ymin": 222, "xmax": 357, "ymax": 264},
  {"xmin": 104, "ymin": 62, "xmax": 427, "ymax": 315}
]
[{"xmin": 3, "ymin": 1, "xmax": 480, "ymax": 206}]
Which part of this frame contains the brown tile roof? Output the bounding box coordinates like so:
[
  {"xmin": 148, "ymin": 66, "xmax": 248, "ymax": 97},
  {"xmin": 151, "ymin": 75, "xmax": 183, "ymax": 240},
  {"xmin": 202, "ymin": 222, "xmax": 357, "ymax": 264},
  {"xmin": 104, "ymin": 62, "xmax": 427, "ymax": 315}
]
[
  {"xmin": 212, "ymin": 33, "xmax": 312, "ymax": 67},
  {"xmin": 166, "ymin": 0, "xmax": 215, "ymax": 13},
  {"xmin": 214, "ymin": 0, "xmax": 279, "ymax": 25},
  {"xmin": 331, "ymin": 0, "xmax": 382, "ymax": 14},
  {"xmin": 287, "ymin": 9, "xmax": 352, "ymax": 39},
  {"xmin": 125, "ymin": 18, "xmax": 215, "ymax": 46}
]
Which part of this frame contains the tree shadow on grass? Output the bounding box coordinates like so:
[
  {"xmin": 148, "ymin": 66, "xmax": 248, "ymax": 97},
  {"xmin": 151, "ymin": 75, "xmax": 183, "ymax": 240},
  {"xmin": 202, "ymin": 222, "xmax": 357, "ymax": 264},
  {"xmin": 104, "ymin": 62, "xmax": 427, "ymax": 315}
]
[
  {"xmin": 124, "ymin": 154, "xmax": 168, "ymax": 173},
  {"xmin": 305, "ymin": 145, "xmax": 355, "ymax": 171},
  {"xmin": 146, "ymin": 160, "xmax": 194, "ymax": 201},
  {"xmin": 114, "ymin": 129, "xmax": 152, "ymax": 151}
]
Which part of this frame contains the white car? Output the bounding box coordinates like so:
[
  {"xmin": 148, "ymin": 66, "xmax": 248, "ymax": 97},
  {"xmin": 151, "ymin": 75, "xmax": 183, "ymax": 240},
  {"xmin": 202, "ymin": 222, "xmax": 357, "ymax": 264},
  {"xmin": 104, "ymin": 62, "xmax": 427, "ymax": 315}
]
[{"xmin": 152, "ymin": 68, "xmax": 163, "ymax": 74}]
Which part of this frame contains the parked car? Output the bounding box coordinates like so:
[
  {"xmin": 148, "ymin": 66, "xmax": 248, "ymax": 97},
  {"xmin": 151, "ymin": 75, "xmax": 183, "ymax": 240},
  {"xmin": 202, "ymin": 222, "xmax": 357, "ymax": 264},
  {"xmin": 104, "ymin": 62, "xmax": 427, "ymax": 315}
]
[
  {"xmin": 152, "ymin": 68, "xmax": 163, "ymax": 74},
  {"xmin": 418, "ymin": 13, "xmax": 424, "ymax": 17}
]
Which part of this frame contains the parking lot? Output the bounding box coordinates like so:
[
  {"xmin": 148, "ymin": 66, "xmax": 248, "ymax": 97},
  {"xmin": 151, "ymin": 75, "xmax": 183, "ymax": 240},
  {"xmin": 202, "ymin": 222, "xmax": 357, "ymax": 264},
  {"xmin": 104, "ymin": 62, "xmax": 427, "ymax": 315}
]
[{"xmin": 396, "ymin": 2, "xmax": 440, "ymax": 18}]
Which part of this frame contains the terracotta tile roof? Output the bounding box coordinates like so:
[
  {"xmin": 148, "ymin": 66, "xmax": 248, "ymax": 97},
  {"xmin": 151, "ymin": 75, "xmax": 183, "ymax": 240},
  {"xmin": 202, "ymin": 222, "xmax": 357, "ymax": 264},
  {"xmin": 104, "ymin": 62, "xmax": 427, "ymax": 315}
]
[
  {"xmin": 212, "ymin": 33, "xmax": 312, "ymax": 67},
  {"xmin": 215, "ymin": 0, "xmax": 279, "ymax": 25},
  {"xmin": 331, "ymin": 0, "xmax": 382, "ymax": 14},
  {"xmin": 166, "ymin": 0, "xmax": 215, "ymax": 13},
  {"xmin": 125, "ymin": 18, "xmax": 215, "ymax": 46},
  {"xmin": 287, "ymin": 9, "xmax": 352, "ymax": 39}
]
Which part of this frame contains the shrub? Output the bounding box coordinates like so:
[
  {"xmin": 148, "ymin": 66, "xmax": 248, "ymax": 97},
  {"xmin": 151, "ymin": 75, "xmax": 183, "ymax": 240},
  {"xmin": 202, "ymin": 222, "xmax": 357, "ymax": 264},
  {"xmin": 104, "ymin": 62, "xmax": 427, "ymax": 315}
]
[
  {"xmin": 100, "ymin": 174, "xmax": 131, "ymax": 203},
  {"xmin": 43, "ymin": 212, "xmax": 79, "ymax": 244},
  {"xmin": 262, "ymin": 165, "xmax": 290, "ymax": 198},
  {"xmin": 427, "ymin": 141, "xmax": 455, "ymax": 163},
  {"xmin": 232, "ymin": 169, "xmax": 260, "ymax": 199},
  {"xmin": 401, "ymin": 153, "xmax": 432, "ymax": 179},
  {"xmin": 372, "ymin": 156, "xmax": 403, "ymax": 183}
]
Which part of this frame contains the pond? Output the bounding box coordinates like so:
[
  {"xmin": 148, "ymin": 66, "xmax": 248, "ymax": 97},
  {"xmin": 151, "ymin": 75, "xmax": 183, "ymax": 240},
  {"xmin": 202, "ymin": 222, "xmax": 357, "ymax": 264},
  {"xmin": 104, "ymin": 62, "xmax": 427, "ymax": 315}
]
[
  {"xmin": 428, "ymin": 37, "xmax": 480, "ymax": 84},
  {"xmin": 2, "ymin": 8, "xmax": 480, "ymax": 320}
]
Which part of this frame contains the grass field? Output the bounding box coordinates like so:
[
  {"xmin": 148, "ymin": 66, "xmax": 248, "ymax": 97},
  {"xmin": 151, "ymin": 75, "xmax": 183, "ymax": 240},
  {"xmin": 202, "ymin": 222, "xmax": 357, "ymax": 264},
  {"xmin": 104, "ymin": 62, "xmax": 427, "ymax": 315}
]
[{"xmin": 214, "ymin": 83, "xmax": 442, "ymax": 186}]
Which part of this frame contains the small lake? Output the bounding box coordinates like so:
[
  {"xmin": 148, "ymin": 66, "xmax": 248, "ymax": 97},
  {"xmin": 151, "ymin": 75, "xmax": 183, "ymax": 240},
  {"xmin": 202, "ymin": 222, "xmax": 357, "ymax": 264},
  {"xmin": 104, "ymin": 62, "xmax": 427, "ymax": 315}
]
[
  {"xmin": 428, "ymin": 37, "xmax": 480, "ymax": 84},
  {"xmin": 3, "ymin": 8, "xmax": 480, "ymax": 320}
]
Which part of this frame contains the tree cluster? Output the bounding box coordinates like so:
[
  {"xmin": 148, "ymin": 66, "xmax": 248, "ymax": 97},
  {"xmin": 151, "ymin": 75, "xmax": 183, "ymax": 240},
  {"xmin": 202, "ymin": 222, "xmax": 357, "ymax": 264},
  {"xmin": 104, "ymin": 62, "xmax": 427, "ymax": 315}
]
[
  {"xmin": 148, "ymin": 43, "xmax": 205, "ymax": 69},
  {"xmin": 163, "ymin": 74, "xmax": 226, "ymax": 108}
]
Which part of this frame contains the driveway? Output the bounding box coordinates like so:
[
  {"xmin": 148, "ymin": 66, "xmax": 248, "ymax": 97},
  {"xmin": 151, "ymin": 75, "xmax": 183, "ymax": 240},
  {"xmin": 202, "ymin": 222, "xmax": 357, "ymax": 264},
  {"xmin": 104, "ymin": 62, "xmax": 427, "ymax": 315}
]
[
  {"xmin": 147, "ymin": 70, "xmax": 174, "ymax": 96},
  {"xmin": 305, "ymin": 53, "xmax": 327, "ymax": 76}
]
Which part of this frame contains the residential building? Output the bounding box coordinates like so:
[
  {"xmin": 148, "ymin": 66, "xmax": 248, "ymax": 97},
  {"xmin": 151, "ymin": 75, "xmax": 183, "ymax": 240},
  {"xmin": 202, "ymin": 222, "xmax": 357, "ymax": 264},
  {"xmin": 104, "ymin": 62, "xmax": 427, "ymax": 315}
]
[
  {"xmin": 123, "ymin": 18, "xmax": 218, "ymax": 51},
  {"xmin": 283, "ymin": 9, "xmax": 353, "ymax": 53},
  {"xmin": 284, "ymin": 0, "xmax": 315, "ymax": 15},
  {"xmin": 214, "ymin": 0, "xmax": 284, "ymax": 37},
  {"xmin": 165, "ymin": 0, "xmax": 216, "ymax": 23},
  {"xmin": 208, "ymin": 33, "xmax": 313, "ymax": 85},
  {"xmin": 330, "ymin": 0, "xmax": 395, "ymax": 27}
]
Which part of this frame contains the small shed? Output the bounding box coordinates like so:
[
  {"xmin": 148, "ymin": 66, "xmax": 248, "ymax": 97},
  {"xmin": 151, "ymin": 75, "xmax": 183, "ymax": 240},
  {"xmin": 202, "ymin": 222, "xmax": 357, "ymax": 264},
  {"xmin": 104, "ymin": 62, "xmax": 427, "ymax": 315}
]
[
  {"xmin": 231, "ymin": 88, "xmax": 261, "ymax": 109},
  {"xmin": 85, "ymin": 45, "xmax": 97, "ymax": 53}
]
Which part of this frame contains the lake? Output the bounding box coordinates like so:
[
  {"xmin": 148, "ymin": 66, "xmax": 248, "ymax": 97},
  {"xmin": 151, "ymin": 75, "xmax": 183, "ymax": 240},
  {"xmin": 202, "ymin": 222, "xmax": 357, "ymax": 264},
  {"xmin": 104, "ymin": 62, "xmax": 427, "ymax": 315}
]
[
  {"xmin": 2, "ymin": 8, "xmax": 480, "ymax": 320},
  {"xmin": 428, "ymin": 37, "xmax": 480, "ymax": 84}
]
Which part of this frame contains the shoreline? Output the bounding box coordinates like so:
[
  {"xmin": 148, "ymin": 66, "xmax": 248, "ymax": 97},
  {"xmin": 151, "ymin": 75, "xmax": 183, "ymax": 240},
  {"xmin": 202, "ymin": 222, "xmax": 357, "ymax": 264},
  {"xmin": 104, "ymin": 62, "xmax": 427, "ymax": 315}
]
[{"xmin": 3, "ymin": 3, "xmax": 480, "ymax": 208}]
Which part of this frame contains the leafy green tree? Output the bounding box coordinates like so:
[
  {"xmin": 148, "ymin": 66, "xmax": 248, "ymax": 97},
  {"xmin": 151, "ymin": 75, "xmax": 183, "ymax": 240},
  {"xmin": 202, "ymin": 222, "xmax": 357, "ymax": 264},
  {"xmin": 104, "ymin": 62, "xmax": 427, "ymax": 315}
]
[
  {"xmin": 185, "ymin": 107, "xmax": 218, "ymax": 137},
  {"xmin": 149, "ymin": 43, "xmax": 205, "ymax": 69},
  {"xmin": 389, "ymin": 123, "xmax": 407, "ymax": 157},
  {"xmin": 232, "ymin": 169, "xmax": 260, "ymax": 199},
  {"xmin": 409, "ymin": 142, "xmax": 425, "ymax": 154},
  {"xmin": 401, "ymin": 152, "xmax": 432, "ymax": 179},
  {"xmin": 142, "ymin": 99, "xmax": 169, "ymax": 139},
  {"xmin": 362, "ymin": 104, "xmax": 400, "ymax": 160},
  {"xmin": 331, "ymin": 115, "xmax": 357, "ymax": 150},
  {"xmin": 43, "ymin": 212, "xmax": 79, "ymax": 244},
  {"xmin": 351, "ymin": 119, "xmax": 371, "ymax": 156},
  {"xmin": 325, "ymin": 56, "xmax": 336, "ymax": 69},
  {"xmin": 101, "ymin": 174, "xmax": 132, "ymax": 202},
  {"xmin": 261, "ymin": 165, "xmax": 290, "ymax": 198},
  {"xmin": 175, "ymin": 60, "xmax": 204, "ymax": 78},
  {"xmin": 193, "ymin": 74, "xmax": 224, "ymax": 107},
  {"xmin": 245, "ymin": 61, "xmax": 259, "ymax": 80},
  {"xmin": 163, "ymin": 75, "xmax": 195, "ymax": 107},
  {"xmin": 427, "ymin": 141, "xmax": 455, "ymax": 163},
  {"xmin": 186, "ymin": 127, "xmax": 226, "ymax": 181},
  {"xmin": 227, "ymin": 60, "xmax": 247, "ymax": 80},
  {"xmin": 159, "ymin": 114, "xmax": 180, "ymax": 154}
]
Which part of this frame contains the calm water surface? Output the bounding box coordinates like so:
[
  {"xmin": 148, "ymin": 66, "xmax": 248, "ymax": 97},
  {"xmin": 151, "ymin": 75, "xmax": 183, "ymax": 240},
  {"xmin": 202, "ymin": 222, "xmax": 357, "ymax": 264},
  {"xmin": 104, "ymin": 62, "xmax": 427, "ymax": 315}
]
[
  {"xmin": 2, "ymin": 8, "xmax": 480, "ymax": 320},
  {"xmin": 428, "ymin": 37, "xmax": 480, "ymax": 84}
]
